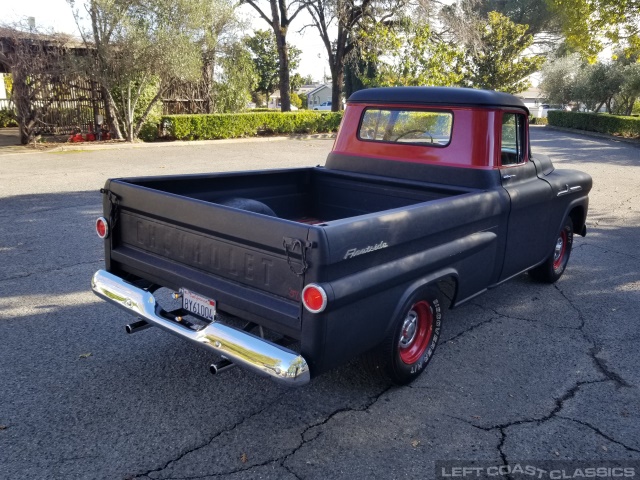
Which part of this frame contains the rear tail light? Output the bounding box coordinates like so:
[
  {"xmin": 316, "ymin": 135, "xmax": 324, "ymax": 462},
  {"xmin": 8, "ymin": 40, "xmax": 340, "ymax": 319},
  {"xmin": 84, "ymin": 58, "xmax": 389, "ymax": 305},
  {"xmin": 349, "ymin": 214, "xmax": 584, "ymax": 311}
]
[
  {"xmin": 96, "ymin": 217, "xmax": 109, "ymax": 239},
  {"xmin": 302, "ymin": 284, "xmax": 327, "ymax": 313}
]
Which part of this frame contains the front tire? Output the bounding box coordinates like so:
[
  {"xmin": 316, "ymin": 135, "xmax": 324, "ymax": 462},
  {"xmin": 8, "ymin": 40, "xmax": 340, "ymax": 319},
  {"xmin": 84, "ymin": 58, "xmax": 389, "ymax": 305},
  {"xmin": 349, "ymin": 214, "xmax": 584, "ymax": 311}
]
[
  {"xmin": 529, "ymin": 217, "xmax": 574, "ymax": 283},
  {"xmin": 365, "ymin": 287, "xmax": 442, "ymax": 385}
]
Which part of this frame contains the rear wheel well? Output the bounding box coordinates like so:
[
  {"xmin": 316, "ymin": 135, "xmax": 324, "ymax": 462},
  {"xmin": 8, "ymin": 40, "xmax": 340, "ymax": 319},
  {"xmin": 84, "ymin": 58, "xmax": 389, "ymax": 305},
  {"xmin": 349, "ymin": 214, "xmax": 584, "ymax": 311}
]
[{"xmin": 436, "ymin": 276, "xmax": 458, "ymax": 309}]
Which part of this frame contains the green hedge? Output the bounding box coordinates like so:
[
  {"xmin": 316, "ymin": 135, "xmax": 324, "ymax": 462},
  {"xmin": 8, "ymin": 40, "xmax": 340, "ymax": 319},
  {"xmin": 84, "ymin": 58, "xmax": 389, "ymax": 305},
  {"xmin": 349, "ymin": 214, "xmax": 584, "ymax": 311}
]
[
  {"xmin": 0, "ymin": 108, "xmax": 17, "ymax": 128},
  {"xmin": 161, "ymin": 111, "xmax": 343, "ymax": 141},
  {"xmin": 529, "ymin": 116, "xmax": 548, "ymax": 125},
  {"xmin": 548, "ymin": 111, "xmax": 640, "ymax": 138}
]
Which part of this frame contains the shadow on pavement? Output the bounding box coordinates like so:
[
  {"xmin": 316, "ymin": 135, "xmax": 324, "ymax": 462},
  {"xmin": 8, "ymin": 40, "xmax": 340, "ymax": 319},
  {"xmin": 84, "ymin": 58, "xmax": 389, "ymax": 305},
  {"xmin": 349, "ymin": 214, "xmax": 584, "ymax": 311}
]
[{"xmin": 0, "ymin": 127, "xmax": 20, "ymax": 147}]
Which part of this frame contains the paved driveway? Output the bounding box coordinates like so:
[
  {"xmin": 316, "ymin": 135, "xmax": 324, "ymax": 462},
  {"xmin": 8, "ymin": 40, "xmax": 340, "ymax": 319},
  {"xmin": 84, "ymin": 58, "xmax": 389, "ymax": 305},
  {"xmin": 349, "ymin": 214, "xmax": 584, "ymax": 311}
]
[{"xmin": 0, "ymin": 129, "xmax": 638, "ymax": 479}]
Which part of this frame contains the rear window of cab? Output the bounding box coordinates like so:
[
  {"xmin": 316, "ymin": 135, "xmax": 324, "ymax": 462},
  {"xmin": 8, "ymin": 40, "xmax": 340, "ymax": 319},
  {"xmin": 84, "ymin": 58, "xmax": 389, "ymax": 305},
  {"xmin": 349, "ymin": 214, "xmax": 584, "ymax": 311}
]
[{"xmin": 358, "ymin": 108, "xmax": 453, "ymax": 147}]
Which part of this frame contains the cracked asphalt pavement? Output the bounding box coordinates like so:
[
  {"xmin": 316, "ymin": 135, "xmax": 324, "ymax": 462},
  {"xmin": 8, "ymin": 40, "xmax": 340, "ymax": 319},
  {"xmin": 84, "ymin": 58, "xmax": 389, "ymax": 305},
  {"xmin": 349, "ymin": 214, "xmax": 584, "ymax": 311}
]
[{"xmin": 0, "ymin": 128, "xmax": 638, "ymax": 479}]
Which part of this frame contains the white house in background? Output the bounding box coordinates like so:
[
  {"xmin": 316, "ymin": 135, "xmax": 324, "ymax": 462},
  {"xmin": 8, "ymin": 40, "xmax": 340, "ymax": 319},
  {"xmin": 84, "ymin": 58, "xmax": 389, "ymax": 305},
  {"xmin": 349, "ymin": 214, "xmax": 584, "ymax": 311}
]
[
  {"xmin": 0, "ymin": 73, "xmax": 7, "ymax": 99},
  {"xmin": 268, "ymin": 90, "xmax": 281, "ymax": 109},
  {"xmin": 267, "ymin": 90, "xmax": 299, "ymax": 110},
  {"xmin": 516, "ymin": 87, "xmax": 547, "ymax": 116},
  {"xmin": 296, "ymin": 84, "xmax": 321, "ymax": 97},
  {"xmin": 306, "ymin": 84, "xmax": 331, "ymax": 109}
]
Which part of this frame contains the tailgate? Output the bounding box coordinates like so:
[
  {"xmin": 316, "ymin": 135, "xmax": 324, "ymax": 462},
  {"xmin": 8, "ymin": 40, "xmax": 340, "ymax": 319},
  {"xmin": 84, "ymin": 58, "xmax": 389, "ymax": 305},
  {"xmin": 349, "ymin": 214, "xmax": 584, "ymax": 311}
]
[{"xmin": 103, "ymin": 179, "xmax": 312, "ymax": 336}]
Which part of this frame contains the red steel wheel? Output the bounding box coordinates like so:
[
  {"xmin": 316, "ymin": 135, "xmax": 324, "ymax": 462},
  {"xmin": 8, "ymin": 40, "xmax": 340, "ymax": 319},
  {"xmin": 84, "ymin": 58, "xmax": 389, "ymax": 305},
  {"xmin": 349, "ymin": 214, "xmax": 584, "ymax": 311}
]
[
  {"xmin": 552, "ymin": 229, "xmax": 568, "ymax": 271},
  {"xmin": 529, "ymin": 216, "xmax": 574, "ymax": 284},
  {"xmin": 398, "ymin": 301, "xmax": 434, "ymax": 365},
  {"xmin": 363, "ymin": 287, "xmax": 442, "ymax": 385}
]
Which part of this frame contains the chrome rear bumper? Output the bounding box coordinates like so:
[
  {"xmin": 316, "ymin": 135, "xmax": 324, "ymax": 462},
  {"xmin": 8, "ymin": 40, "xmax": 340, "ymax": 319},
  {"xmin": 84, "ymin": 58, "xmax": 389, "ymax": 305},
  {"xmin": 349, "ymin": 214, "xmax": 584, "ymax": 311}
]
[{"xmin": 91, "ymin": 270, "xmax": 310, "ymax": 386}]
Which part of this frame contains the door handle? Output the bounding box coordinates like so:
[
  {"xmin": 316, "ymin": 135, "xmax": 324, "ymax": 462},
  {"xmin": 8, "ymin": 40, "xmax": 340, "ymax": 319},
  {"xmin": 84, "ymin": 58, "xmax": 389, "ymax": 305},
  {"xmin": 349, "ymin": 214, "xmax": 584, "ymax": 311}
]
[
  {"xmin": 502, "ymin": 174, "xmax": 516, "ymax": 180},
  {"xmin": 557, "ymin": 184, "xmax": 583, "ymax": 196}
]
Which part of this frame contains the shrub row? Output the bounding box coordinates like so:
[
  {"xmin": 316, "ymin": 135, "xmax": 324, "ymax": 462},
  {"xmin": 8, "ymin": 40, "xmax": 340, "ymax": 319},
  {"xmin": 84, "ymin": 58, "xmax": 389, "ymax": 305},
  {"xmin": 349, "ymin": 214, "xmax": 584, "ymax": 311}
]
[
  {"xmin": 529, "ymin": 116, "xmax": 548, "ymax": 125},
  {"xmin": 547, "ymin": 111, "xmax": 640, "ymax": 138},
  {"xmin": 0, "ymin": 108, "xmax": 18, "ymax": 128},
  {"xmin": 160, "ymin": 111, "xmax": 344, "ymax": 141}
]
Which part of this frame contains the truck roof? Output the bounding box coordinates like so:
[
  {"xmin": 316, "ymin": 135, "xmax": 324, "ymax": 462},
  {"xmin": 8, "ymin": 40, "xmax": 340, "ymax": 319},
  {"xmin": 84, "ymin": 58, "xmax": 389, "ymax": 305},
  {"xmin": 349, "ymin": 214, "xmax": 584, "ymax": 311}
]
[{"xmin": 348, "ymin": 87, "xmax": 528, "ymax": 113}]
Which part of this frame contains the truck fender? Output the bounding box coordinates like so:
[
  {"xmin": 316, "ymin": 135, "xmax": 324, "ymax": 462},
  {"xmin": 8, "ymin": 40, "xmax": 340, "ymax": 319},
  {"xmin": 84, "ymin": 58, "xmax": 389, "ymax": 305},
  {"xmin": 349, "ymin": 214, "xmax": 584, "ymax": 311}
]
[
  {"xmin": 380, "ymin": 268, "xmax": 458, "ymax": 341},
  {"xmin": 564, "ymin": 198, "xmax": 588, "ymax": 238}
]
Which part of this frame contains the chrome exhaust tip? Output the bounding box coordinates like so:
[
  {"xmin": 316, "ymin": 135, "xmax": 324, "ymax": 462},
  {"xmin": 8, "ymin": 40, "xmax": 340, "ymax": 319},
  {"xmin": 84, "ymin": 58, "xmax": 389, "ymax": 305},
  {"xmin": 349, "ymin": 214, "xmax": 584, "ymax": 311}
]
[
  {"xmin": 125, "ymin": 319, "xmax": 152, "ymax": 334},
  {"xmin": 210, "ymin": 358, "xmax": 235, "ymax": 375}
]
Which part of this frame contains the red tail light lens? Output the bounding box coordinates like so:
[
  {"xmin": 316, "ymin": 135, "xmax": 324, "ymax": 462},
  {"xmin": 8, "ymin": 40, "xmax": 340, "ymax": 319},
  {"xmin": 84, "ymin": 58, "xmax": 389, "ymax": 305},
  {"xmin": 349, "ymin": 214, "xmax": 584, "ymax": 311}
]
[
  {"xmin": 302, "ymin": 284, "xmax": 327, "ymax": 313},
  {"xmin": 96, "ymin": 217, "xmax": 109, "ymax": 239}
]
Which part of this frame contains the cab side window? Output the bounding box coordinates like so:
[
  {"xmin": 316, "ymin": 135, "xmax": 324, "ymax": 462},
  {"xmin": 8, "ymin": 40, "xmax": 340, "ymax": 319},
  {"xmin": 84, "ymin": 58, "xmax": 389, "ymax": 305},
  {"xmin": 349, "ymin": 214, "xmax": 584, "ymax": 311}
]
[{"xmin": 501, "ymin": 113, "xmax": 526, "ymax": 165}]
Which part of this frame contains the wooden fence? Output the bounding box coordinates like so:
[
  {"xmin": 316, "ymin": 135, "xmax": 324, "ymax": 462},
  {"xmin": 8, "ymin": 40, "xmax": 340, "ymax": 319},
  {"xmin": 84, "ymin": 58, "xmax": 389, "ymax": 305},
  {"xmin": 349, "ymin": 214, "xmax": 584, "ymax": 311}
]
[
  {"xmin": 1, "ymin": 78, "xmax": 207, "ymax": 135},
  {"xmin": 0, "ymin": 78, "xmax": 105, "ymax": 136}
]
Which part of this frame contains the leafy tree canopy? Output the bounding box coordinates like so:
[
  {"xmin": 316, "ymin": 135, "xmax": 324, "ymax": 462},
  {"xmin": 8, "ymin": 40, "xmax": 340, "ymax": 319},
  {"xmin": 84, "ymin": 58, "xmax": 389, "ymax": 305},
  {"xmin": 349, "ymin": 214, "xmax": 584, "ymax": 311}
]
[
  {"xmin": 539, "ymin": 53, "xmax": 583, "ymax": 105},
  {"xmin": 548, "ymin": 0, "xmax": 640, "ymax": 59},
  {"xmin": 462, "ymin": 0, "xmax": 561, "ymax": 37},
  {"xmin": 245, "ymin": 29, "xmax": 301, "ymax": 98},
  {"xmin": 360, "ymin": 21, "xmax": 465, "ymax": 87},
  {"xmin": 463, "ymin": 11, "xmax": 544, "ymax": 93},
  {"xmin": 213, "ymin": 42, "xmax": 257, "ymax": 113}
]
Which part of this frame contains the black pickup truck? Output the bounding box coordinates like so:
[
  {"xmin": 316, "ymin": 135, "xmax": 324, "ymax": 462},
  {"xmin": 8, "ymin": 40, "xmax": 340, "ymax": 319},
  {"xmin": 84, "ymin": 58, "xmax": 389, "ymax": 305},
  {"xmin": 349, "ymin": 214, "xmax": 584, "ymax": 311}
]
[{"xmin": 92, "ymin": 87, "xmax": 592, "ymax": 386}]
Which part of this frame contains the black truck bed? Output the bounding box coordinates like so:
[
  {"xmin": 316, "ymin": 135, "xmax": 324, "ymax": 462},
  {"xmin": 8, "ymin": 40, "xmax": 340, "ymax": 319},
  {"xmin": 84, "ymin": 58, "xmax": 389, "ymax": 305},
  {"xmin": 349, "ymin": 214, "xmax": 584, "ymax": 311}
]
[
  {"xmin": 102, "ymin": 168, "xmax": 477, "ymax": 338},
  {"xmin": 119, "ymin": 167, "xmax": 473, "ymax": 225}
]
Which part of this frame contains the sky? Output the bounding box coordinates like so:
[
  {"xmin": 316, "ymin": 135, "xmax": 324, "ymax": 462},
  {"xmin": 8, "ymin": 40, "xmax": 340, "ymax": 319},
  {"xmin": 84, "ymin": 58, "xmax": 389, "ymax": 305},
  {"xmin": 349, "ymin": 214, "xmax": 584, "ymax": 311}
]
[{"xmin": 2, "ymin": 0, "xmax": 329, "ymax": 83}]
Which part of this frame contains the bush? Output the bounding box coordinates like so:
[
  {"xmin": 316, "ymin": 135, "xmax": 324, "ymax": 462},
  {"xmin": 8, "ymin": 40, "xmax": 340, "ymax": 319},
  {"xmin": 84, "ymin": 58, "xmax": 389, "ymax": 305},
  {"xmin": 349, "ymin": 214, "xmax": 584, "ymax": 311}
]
[
  {"xmin": 529, "ymin": 117, "xmax": 548, "ymax": 125},
  {"xmin": 138, "ymin": 122, "xmax": 160, "ymax": 142},
  {"xmin": 290, "ymin": 93, "xmax": 302, "ymax": 109},
  {"xmin": 547, "ymin": 111, "xmax": 640, "ymax": 138},
  {"xmin": 161, "ymin": 111, "xmax": 344, "ymax": 140},
  {"xmin": 0, "ymin": 108, "xmax": 17, "ymax": 128}
]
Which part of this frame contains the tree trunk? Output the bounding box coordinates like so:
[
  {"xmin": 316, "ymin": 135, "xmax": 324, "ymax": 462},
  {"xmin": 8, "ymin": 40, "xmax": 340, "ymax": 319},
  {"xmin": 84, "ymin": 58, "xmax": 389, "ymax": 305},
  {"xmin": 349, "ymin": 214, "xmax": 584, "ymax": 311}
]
[
  {"xmin": 624, "ymin": 97, "xmax": 634, "ymax": 116},
  {"xmin": 91, "ymin": 80, "xmax": 101, "ymax": 137},
  {"xmin": 330, "ymin": 26, "xmax": 348, "ymax": 112},
  {"xmin": 274, "ymin": 27, "xmax": 291, "ymax": 112},
  {"xmin": 331, "ymin": 64, "xmax": 344, "ymax": 112},
  {"xmin": 101, "ymin": 86, "xmax": 123, "ymax": 139},
  {"xmin": 12, "ymin": 69, "xmax": 34, "ymax": 145},
  {"xmin": 202, "ymin": 57, "xmax": 214, "ymax": 114}
]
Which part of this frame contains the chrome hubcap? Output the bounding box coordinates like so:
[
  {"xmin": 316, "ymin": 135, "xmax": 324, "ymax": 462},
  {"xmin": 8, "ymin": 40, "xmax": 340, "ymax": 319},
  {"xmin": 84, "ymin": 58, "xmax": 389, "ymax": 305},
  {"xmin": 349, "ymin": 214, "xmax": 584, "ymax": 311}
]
[
  {"xmin": 554, "ymin": 236, "xmax": 564, "ymax": 263},
  {"xmin": 399, "ymin": 310, "xmax": 418, "ymax": 348}
]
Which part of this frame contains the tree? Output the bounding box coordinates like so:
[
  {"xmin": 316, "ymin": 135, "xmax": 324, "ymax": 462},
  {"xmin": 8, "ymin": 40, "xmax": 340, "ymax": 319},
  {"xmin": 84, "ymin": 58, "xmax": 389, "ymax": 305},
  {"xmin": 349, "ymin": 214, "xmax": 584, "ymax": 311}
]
[
  {"xmin": 459, "ymin": 0, "xmax": 562, "ymax": 39},
  {"xmin": 573, "ymin": 62, "xmax": 623, "ymax": 112},
  {"xmin": 539, "ymin": 53, "xmax": 583, "ymax": 105},
  {"xmin": 360, "ymin": 21, "xmax": 464, "ymax": 87},
  {"xmin": 548, "ymin": 0, "xmax": 640, "ymax": 59},
  {"xmin": 290, "ymin": 92, "xmax": 302, "ymax": 108},
  {"xmin": 69, "ymin": 0, "xmax": 204, "ymax": 141},
  {"xmin": 614, "ymin": 63, "xmax": 640, "ymax": 116},
  {"xmin": 290, "ymin": 72, "xmax": 304, "ymax": 92},
  {"xmin": 463, "ymin": 11, "xmax": 544, "ymax": 93},
  {"xmin": 300, "ymin": 74, "xmax": 315, "ymax": 85},
  {"xmin": 298, "ymin": 92, "xmax": 308, "ymax": 108},
  {"xmin": 305, "ymin": 0, "xmax": 405, "ymax": 111},
  {"xmin": 245, "ymin": 29, "xmax": 300, "ymax": 102},
  {"xmin": 0, "ymin": 26, "xmax": 75, "ymax": 144},
  {"xmin": 242, "ymin": 0, "xmax": 306, "ymax": 111},
  {"xmin": 305, "ymin": 0, "xmax": 367, "ymax": 111},
  {"xmin": 344, "ymin": 55, "xmax": 377, "ymax": 97},
  {"xmin": 200, "ymin": 0, "xmax": 245, "ymax": 114},
  {"xmin": 212, "ymin": 42, "xmax": 257, "ymax": 113}
]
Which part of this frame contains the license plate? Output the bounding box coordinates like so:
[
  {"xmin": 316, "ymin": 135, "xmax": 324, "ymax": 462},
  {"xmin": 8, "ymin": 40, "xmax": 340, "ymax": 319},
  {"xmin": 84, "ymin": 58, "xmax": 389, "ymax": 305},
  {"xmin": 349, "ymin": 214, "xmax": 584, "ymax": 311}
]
[{"xmin": 180, "ymin": 288, "xmax": 216, "ymax": 321}]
